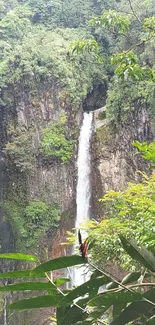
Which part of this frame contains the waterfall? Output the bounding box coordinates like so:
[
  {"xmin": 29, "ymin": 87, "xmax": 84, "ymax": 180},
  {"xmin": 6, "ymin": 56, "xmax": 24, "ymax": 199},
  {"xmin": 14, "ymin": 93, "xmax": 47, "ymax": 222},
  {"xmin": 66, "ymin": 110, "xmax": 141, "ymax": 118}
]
[
  {"xmin": 76, "ymin": 111, "xmax": 93, "ymax": 230},
  {"xmin": 73, "ymin": 111, "xmax": 93, "ymax": 286}
]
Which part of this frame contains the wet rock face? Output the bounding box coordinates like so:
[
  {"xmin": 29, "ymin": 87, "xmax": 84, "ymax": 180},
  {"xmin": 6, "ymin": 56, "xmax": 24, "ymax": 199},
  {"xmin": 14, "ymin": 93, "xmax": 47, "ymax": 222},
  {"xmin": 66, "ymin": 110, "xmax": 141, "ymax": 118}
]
[
  {"xmin": 28, "ymin": 161, "xmax": 76, "ymax": 212},
  {"xmin": 83, "ymin": 82, "xmax": 107, "ymax": 112},
  {"xmin": 91, "ymin": 106, "xmax": 154, "ymax": 216},
  {"xmin": 1, "ymin": 80, "xmax": 79, "ymax": 210},
  {"xmin": 0, "ymin": 80, "xmax": 79, "ymax": 325}
]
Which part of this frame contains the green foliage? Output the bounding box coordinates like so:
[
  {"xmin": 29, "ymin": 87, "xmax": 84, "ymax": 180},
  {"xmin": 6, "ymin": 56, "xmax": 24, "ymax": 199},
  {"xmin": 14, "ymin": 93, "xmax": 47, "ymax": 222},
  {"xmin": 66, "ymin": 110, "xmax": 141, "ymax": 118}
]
[
  {"xmin": 2, "ymin": 200, "xmax": 60, "ymax": 251},
  {"xmin": 0, "ymin": 0, "xmax": 19, "ymax": 19},
  {"xmin": 0, "ymin": 4, "xmax": 32, "ymax": 40},
  {"xmin": 28, "ymin": 0, "xmax": 94, "ymax": 28},
  {"xmin": 111, "ymin": 52, "xmax": 155, "ymax": 82},
  {"xmin": 84, "ymin": 173, "xmax": 155, "ymax": 270},
  {"xmin": 0, "ymin": 253, "xmax": 39, "ymax": 262},
  {"xmin": 134, "ymin": 140, "xmax": 155, "ymax": 165},
  {"xmin": 0, "ymin": 24, "xmax": 105, "ymax": 105},
  {"xmin": 0, "ymin": 239, "xmax": 154, "ymax": 325},
  {"xmin": 4, "ymin": 124, "xmax": 35, "ymax": 171},
  {"xmin": 144, "ymin": 16, "xmax": 155, "ymax": 31},
  {"xmin": 63, "ymin": 1, "xmax": 155, "ymax": 123},
  {"xmin": 25, "ymin": 201, "xmax": 60, "ymax": 230},
  {"xmin": 0, "ymin": 0, "xmax": 155, "ymax": 126},
  {"xmin": 40, "ymin": 113, "xmax": 73, "ymax": 163},
  {"xmin": 70, "ymin": 39, "xmax": 99, "ymax": 55},
  {"xmin": 105, "ymin": 79, "xmax": 155, "ymax": 122},
  {"xmin": 120, "ymin": 235, "xmax": 155, "ymax": 271},
  {"xmin": 89, "ymin": 10, "xmax": 131, "ymax": 33}
]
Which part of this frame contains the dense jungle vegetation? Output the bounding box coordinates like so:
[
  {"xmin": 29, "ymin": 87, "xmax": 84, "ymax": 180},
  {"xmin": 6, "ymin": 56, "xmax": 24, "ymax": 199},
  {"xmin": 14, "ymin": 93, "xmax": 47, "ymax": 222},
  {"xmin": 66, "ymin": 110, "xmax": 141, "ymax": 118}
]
[
  {"xmin": 0, "ymin": 0, "xmax": 154, "ymax": 121},
  {"xmin": 0, "ymin": 0, "xmax": 155, "ymax": 324}
]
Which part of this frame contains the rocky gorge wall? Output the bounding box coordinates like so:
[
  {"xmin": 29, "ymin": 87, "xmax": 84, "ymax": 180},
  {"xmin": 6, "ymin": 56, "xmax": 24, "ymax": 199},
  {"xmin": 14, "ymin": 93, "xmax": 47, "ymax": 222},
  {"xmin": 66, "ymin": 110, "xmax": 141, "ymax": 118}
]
[
  {"xmin": 0, "ymin": 79, "xmax": 81, "ymax": 325},
  {"xmin": 0, "ymin": 78, "xmax": 154, "ymax": 324},
  {"xmin": 91, "ymin": 105, "xmax": 154, "ymax": 217}
]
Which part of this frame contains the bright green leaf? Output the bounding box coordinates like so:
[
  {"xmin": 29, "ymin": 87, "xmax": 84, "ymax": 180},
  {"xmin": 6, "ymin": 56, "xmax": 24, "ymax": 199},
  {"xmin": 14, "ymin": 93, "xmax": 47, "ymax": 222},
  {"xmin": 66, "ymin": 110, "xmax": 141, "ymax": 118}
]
[
  {"xmin": 9, "ymin": 294, "xmax": 63, "ymax": 310},
  {"xmin": 0, "ymin": 281, "xmax": 56, "ymax": 292},
  {"xmin": 33, "ymin": 255, "xmax": 87, "ymax": 273},
  {"xmin": 0, "ymin": 253, "xmax": 39, "ymax": 262},
  {"xmin": 54, "ymin": 278, "xmax": 70, "ymax": 286},
  {"xmin": 0, "ymin": 269, "xmax": 45, "ymax": 279},
  {"xmin": 120, "ymin": 236, "xmax": 155, "ymax": 271}
]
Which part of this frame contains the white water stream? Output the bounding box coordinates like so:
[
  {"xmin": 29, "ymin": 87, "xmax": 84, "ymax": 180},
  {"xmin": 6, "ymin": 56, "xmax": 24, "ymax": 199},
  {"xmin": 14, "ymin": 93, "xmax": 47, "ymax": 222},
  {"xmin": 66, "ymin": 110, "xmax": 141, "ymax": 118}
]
[
  {"xmin": 4, "ymin": 295, "xmax": 8, "ymax": 325},
  {"xmin": 73, "ymin": 111, "xmax": 93, "ymax": 286}
]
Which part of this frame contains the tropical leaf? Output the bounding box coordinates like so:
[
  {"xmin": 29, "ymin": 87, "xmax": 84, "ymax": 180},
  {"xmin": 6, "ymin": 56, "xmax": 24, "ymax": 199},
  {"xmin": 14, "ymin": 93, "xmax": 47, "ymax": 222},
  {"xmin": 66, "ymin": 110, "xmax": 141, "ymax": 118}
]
[
  {"xmin": 57, "ymin": 304, "xmax": 88, "ymax": 325},
  {"xmin": 113, "ymin": 303, "xmax": 127, "ymax": 319},
  {"xmin": 57, "ymin": 306, "xmax": 70, "ymax": 325},
  {"xmin": 120, "ymin": 236, "xmax": 155, "ymax": 272},
  {"xmin": 73, "ymin": 321, "xmax": 93, "ymax": 325},
  {"xmin": 121, "ymin": 271, "xmax": 150, "ymax": 284},
  {"xmin": 144, "ymin": 315, "xmax": 155, "ymax": 324},
  {"xmin": 89, "ymin": 306, "xmax": 111, "ymax": 319},
  {"xmin": 0, "ymin": 253, "xmax": 39, "ymax": 262},
  {"xmin": 110, "ymin": 300, "xmax": 154, "ymax": 325},
  {"xmin": 144, "ymin": 288, "xmax": 155, "ymax": 303},
  {"xmin": 9, "ymin": 294, "xmax": 63, "ymax": 310},
  {"xmin": 33, "ymin": 255, "xmax": 87, "ymax": 273},
  {"xmin": 0, "ymin": 269, "xmax": 45, "ymax": 279},
  {"xmin": 106, "ymin": 281, "xmax": 118, "ymax": 289},
  {"xmin": 88, "ymin": 291, "xmax": 141, "ymax": 307},
  {"xmin": 54, "ymin": 278, "xmax": 70, "ymax": 286},
  {"xmin": 0, "ymin": 281, "xmax": 56, "ymax": 292},
  {"xmin": 59, "ymin": 275, "xmax": 110, "ymax": 306},
  {"xmin": 90, "ymin": 269, "xmax": 102, "ymax": 279}
]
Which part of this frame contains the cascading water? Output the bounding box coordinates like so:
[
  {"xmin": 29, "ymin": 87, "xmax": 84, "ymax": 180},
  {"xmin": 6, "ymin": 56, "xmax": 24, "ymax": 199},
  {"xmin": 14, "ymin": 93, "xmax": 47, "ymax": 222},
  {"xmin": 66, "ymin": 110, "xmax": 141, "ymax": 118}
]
[
  {"xmin": 73, "ymin": 111, "xmax": 93, "ymax": 286},
  {"xmin": 3, "ymin": 295, "xmax": 7, "ymax": 325}
]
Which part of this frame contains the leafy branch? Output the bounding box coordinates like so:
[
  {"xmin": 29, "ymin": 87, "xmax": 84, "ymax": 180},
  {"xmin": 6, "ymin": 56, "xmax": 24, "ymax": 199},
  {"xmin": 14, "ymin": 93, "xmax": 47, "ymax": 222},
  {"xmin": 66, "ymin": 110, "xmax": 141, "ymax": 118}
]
[{"xmin": 0, "ymin": 236, "xmax": 155, "ymax": 324}]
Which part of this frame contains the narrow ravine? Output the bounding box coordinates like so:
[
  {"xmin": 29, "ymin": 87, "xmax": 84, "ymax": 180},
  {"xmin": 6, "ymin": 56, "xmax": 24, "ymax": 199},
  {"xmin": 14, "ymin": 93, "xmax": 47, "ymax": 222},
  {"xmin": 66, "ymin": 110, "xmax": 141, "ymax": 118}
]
[{"xmin": 73, "ymin": 111, "xmax": 93, "ymax": 286}]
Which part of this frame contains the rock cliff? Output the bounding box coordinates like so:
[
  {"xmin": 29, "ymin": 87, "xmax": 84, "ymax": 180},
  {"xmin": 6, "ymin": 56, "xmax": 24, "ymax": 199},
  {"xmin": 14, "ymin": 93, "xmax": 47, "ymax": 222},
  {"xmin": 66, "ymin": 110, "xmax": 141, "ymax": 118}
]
[{"xmin": 0, "ymin": 80, "xmax": 154, "ymax": 324}]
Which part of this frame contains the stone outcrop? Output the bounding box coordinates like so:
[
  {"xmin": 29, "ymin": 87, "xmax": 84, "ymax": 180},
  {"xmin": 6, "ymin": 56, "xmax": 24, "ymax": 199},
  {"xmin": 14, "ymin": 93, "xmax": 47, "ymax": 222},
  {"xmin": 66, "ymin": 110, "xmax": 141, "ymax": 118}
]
[{"xmin": 91, "ymin": 105, "xmax": 154, "ymax": 217}]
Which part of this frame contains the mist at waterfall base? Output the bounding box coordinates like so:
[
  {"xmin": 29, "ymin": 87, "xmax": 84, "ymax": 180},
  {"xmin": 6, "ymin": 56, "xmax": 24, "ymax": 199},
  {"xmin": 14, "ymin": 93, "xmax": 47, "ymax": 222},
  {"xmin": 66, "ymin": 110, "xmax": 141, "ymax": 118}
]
[{"xmin": 71, "ymin": 111, "xmax": 93, "ymax": 287}]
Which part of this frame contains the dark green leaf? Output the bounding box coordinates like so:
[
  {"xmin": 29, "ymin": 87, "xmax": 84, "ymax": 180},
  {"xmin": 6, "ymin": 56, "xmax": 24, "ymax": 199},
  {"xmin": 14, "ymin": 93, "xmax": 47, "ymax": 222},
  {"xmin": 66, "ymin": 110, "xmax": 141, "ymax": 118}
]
[
  {"xmin": 59, "ymin": 275, "xmax": 110, "ymax": 306},
  {"xmin": 144, "ymin": 288, "xmax": 155, "ymax": 303},
  {"xmin": 0, "ymin": 253, "xmax": 39, "ymax": 262},
  {"xmin": 90, "ymin": 269, "xmax": 103, "ymax": 279},
  {"xmin": 120, "ymin": 236, "xmax": 155, "ymax": 272},
  {"xmin": 57, "ymin": 304, "xmax": 88, "ymax": 325},
  {"xmin": 106, "ymin": 281, "xmax": 118, "ymax": 289},
  {"xmin": 110, "ymin": 300, "xmax": 153, "ymax": 325},
  {"xmin": 89, "ymin": 272, "xmax": 109, "ymax": 299},
  {"xmin": 33, "ymin": 255, "xmax": 87, "ymax": 273},
  {"xmin": 144, "ymin": 315, "xmax": 155, "ymax": 324},
  {"xmin": 57, "ymin": 305, "xmax": 70, "ymax": 325},
  {"xmin": 0, "ymin": 270, "xmax": 45, "ymax": 279},
  {"xmin": 9, "ymin": 294, "xmax": 62, "ymax": 310},
  {"xmin": 0, "ymin": 281, "xmax": 56, "ymax": 292},
  {"xmin": 113, "ymin": 303, "xmax": 127, "ymax": 319},
  {"xmin": 89, "ymin": 291, "xmax": 141, "ymax": 307},
  {"xmin": 74, "ymin": 321, "xmax": 93, "ymax": 325},
  {"xmin": 121, "ymin": 271, "xmax": 150, "ymax": 284},
  {"xmin": 89, "ymin": 306, "xmax": 111, "ymax": 319}
]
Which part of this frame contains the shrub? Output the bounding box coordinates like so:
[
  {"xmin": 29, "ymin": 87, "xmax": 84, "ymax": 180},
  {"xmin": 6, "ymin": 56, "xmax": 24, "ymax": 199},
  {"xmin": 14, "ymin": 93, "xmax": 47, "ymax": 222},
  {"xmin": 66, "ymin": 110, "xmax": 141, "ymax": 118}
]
[{"xmin": 40, "ymin": 113, "xmax": 73, "ymax": 163}]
